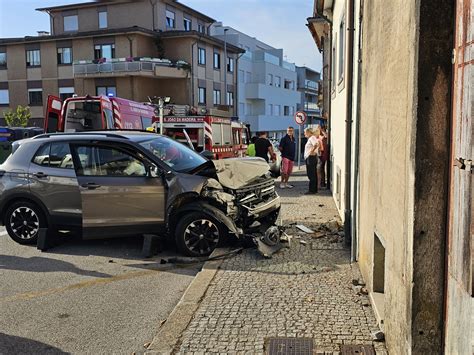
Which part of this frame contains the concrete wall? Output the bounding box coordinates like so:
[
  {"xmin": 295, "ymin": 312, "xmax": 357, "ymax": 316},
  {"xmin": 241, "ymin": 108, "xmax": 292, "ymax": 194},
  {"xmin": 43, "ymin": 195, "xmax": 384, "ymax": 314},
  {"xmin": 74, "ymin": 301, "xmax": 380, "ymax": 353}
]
[{"xmin": 357, "ymin": 0, "xmax": 454, "ymax": 353}]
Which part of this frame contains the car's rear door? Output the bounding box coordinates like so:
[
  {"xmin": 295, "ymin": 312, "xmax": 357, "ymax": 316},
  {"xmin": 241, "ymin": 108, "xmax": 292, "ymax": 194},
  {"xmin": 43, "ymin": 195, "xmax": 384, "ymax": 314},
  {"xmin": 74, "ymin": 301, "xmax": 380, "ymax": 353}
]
[
  {"xmin": 29, "ymin": 141, "xmax": 82, "ymax": 228},
  {"xmin": 70, "ymin": 142, "xmax": 166, "ymax": 238}
]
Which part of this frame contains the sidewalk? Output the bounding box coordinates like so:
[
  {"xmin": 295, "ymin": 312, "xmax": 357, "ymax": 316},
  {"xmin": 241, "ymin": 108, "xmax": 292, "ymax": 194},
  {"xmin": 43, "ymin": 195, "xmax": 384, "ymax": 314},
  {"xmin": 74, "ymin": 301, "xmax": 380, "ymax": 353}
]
[{"xmin": 148, "ymin": 168, "xmax": 387, "ymax": 354}]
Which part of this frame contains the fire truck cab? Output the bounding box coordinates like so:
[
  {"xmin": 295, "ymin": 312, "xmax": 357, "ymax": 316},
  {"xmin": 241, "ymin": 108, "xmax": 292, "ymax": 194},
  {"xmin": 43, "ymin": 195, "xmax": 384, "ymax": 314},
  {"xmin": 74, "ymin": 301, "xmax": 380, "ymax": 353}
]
[
  {"xmin": 156, "ymin": 115, "xmax": 248, "ymax": 159},
  {"xmin": 44, "ymin": 95, "xmax": 156, "ymax": 133}
]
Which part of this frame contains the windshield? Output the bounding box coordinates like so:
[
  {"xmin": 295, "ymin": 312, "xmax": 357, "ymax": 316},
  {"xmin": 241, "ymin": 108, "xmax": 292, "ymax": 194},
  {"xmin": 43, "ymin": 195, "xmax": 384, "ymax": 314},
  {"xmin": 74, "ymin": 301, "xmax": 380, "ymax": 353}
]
[
  {"xmin": 138, "ymin": 136, "xmax": 207, "ymax": 173},
  {"xmin": 64, "ymin": 100, "xmax": 103, "ymax": 132}
]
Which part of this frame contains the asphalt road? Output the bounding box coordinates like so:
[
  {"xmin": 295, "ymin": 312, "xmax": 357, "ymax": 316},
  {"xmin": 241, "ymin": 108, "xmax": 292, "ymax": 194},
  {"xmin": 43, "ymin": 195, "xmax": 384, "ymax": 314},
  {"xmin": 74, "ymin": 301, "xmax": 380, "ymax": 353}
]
[{"xmin": 0, "ymin": 229, "xmax": 202, "ymax": 354}]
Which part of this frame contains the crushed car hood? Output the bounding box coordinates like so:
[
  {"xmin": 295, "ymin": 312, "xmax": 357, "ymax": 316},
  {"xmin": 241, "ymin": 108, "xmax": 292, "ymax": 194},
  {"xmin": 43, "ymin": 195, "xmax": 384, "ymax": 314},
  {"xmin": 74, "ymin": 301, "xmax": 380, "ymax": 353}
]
[{"xmin": 212, "ymin": 158, "xmax": 270, "ymax": 189}]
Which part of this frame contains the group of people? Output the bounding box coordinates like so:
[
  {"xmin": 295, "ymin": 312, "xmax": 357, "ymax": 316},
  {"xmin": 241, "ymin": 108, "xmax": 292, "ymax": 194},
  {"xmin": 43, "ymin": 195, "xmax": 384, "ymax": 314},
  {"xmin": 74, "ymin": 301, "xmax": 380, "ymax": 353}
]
[{"xmin": 246, "ymin": 125, "xmax": 328, "ymax": 194}]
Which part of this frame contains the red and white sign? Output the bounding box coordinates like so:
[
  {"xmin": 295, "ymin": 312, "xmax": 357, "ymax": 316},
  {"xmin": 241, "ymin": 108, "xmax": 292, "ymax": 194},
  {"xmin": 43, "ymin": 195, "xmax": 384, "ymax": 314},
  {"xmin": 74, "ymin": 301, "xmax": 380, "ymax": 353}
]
[{"xmin": 294, "ymin": 111, "xmax": 307, "ymax": 125}]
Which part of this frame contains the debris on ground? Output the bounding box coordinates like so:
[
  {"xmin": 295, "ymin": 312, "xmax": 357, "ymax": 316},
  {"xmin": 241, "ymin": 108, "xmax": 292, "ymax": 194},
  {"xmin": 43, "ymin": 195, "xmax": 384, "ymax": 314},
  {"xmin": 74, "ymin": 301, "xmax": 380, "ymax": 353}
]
[
  {"xmin": 296, "ymin": 224, "xmax": 315, "ymax": 234},
  {"xmin": 352, "ymin": 278, "xmax": 366, "ymax": 286},
  {"xmin": 372, "ymin": 330, "xmax": 385, "ymax": 342},
  {"xmin": 299, "ymin": 240, "xmax": 307, "ymax": 246},
  {"xmin": 143, "ymin": 342, "xmax": 151, "ymax": 349}
]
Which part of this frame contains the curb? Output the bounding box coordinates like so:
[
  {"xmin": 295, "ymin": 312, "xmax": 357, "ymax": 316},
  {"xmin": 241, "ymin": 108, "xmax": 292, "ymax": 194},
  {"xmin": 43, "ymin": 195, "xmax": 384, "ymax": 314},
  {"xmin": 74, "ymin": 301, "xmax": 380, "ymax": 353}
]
[{"xmin": 145, "ymin": 248, "xmax": 229, "ymax": 355}]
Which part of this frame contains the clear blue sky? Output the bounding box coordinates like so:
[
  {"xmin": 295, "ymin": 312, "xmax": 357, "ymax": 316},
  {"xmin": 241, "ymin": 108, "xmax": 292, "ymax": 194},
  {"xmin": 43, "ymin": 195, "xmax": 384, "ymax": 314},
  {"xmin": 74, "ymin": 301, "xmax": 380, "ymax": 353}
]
[{"xmin": 0, "ymin": 0, "xmax": 322, "ymax": 72}]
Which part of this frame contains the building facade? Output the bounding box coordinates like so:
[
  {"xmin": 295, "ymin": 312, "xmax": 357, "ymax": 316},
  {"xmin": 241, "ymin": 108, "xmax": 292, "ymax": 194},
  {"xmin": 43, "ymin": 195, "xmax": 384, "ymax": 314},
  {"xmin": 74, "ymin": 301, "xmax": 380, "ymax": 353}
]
[
  {"xmin": 0, "ymin": 0, "xmax": 242, "ymax": 126},
  {"xmin": 211, "ymin": 23, "xmax": 301, "ymax": 139},
  {"xmin": 295, "ymin": 66, "xmax": 321, "ymax": 125},
  {"xmin": 308, "ymin": 0, "xmax": 472, "ymax": 354}
]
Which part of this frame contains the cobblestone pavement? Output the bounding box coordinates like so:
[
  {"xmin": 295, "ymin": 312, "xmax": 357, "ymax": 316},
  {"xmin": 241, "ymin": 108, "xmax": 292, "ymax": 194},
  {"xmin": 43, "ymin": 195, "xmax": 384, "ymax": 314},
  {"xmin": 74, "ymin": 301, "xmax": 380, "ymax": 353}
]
[{"xmin": 175, "ymin": 169, "xmax": 387, "ymax": 354}]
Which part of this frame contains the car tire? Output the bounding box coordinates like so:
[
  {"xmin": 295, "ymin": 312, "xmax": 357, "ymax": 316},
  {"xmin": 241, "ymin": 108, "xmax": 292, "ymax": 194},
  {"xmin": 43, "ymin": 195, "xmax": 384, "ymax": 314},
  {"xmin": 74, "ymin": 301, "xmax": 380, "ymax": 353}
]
[
  {"xmin": 175, "ymin": 212, "xmax": 224, "ymax": 257},
  {"xmin": 5, "ymin": 200, "xmax": 46, "ymax": 245}
]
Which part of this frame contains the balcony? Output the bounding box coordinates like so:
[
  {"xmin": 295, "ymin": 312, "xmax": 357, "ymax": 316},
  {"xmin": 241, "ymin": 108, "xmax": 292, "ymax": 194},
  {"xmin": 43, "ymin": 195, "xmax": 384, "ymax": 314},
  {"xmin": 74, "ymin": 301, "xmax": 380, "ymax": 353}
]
[{"xmin": 73, "ymin": 57, "xmax": 189, "ymax": 79}]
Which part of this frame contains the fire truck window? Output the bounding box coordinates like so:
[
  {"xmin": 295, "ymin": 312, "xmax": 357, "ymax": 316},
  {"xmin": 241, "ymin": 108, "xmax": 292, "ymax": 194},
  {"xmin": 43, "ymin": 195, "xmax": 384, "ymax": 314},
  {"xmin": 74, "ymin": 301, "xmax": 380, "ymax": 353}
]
[
  {"xmin": 103, "ymin": 108, "xmax": 114, "ymax": 129},
  {"xmin": 211, "ymin": 123, "xmax": 222, "ymax": 145},
  {"xmin": 141, "ymin": 117, "xmax": 152, "ymax": 129},
  {"xmin": 47, "ymin": 112, "xmax": 59, "ymax": 133},
  {"xmin": 233, "ymin": 129, "xmax": 241, "ymax": 145},
  {"xmin": 65, "ymin": 101, "xmax": 102, "ymax": 132},
  {"xmin": 222, "ymin": 125, "xmax": 232, "ymax": 145}
]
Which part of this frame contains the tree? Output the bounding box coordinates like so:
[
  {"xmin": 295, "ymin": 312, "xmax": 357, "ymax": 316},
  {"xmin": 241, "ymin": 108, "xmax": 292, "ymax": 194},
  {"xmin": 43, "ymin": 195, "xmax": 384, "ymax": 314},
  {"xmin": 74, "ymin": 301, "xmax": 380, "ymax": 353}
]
[
  {"xmin": 153, "ymin": 36, "xmax": 166, "ymax": 59},
  {"xmin": 3, "ymin": 105, "xmax": 31, "ymax": 127}
]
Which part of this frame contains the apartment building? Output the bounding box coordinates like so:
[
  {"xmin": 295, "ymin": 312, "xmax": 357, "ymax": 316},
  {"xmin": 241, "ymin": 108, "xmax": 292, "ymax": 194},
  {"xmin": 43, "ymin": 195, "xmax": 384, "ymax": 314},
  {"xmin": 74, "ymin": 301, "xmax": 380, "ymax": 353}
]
[
  {"xmin": 0, "ymin": 0, "xmax": 242, "ymax": 126},
  {"xmin": 295, "ymin": 66, "xmax": 321, "ymax": 125},
  {"xmin": 308, "ymin": 0, "xmax": 471, "ymax": 354},
  {"xmin": 211, "ymin": 23, "xmax": 300, "ymax": 139}
]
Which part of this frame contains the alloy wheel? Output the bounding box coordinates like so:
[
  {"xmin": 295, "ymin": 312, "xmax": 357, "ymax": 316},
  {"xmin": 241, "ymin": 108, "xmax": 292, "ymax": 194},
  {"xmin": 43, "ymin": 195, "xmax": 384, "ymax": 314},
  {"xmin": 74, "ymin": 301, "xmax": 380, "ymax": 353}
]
[
  {"xmin": 183, "ymin": 219, "xmax": 219, "ymax": 255},
  {"xmin": 9, "ymin": 206, "xmax": 40, "ymax": 241}
]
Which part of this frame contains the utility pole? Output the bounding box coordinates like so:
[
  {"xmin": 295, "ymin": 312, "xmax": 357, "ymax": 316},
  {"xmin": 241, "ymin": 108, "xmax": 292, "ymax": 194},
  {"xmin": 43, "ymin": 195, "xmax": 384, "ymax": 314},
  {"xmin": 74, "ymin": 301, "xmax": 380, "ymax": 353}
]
[{"xmin": 224, "ymin": 28, "xmax": 228, "ymax": 105}]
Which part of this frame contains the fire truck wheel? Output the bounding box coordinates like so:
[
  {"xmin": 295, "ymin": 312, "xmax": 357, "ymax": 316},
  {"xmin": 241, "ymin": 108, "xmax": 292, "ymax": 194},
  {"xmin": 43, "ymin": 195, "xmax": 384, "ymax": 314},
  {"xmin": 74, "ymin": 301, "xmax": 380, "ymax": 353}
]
[{"xmin": 175, "ymin": 212, "xmax": 224, "ymax": 257}]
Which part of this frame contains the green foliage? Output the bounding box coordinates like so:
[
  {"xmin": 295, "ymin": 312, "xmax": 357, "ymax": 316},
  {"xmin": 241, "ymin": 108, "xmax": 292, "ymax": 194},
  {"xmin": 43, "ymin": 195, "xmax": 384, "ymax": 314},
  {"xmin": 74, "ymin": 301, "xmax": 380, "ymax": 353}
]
[{"xmin": 3, "ymin": 105, "xmax": 31, "ymax": 127}]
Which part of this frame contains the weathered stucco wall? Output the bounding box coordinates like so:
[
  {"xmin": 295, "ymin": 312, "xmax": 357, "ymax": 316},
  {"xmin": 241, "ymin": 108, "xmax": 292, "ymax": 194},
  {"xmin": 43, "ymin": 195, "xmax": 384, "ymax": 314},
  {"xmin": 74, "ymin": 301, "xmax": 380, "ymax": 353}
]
[
  {"xmin": 357, "ymin": 0, "xmax": 418, "ymax": 353},
  {"xmin": 358, "ymin": 0, "xmax": 454, "ymax": 353}
]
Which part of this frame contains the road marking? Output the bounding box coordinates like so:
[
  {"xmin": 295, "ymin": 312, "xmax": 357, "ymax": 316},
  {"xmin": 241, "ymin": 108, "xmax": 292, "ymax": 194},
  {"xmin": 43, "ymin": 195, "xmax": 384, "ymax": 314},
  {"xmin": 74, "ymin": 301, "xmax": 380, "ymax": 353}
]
[{"xmin": 0, "ymin": 266, "xmax": 181, "ymax": 303}]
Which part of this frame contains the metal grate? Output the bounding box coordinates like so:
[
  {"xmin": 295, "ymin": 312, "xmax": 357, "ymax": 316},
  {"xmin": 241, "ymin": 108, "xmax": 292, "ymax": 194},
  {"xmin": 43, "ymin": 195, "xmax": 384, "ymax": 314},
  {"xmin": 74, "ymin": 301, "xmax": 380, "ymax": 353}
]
[
  {"xmin": 340, "ymin": 344, "xmax": 376, "ymax": 355},
  {"xmin": 266, "ymin": 337, "xmax": 313, "ymax": 355}
]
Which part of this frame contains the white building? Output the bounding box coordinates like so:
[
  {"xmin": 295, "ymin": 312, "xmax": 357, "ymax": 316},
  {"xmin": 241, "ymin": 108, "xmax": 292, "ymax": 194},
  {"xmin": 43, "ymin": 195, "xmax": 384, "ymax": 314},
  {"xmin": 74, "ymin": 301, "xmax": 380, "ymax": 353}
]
[{"xmin": 211, "ymin": 23, "xmax": 301, "ymax": 139}]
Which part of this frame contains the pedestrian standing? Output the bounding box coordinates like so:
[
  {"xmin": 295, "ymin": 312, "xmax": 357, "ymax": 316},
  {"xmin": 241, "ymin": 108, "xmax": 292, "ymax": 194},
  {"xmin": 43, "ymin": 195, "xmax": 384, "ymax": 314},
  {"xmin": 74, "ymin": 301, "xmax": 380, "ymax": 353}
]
[
  {"xmin": 278, "ymin": 126, "xmax": 296, "ymax": 189},
  {"xmin": 319, "ymin": 125, "xmax": 329, "ymax": 188},
  {"xmin": 255, "ymin": 131, "xmax": 276, "ymax": 163},
  {"xmin": 303, "ymin": 127, "xmax": 320, "ymax": 195},
  {"xmin": 246, "ymin": 136, "xmax": 257, "ymax": 157}
]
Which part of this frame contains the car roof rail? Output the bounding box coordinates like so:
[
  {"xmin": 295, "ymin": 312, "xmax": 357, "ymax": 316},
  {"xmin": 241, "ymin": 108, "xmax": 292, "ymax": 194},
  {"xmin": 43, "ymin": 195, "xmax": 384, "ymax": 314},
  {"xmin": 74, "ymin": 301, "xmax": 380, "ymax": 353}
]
[{"xmin": 33, "ymin": 132, "xmax": 129, "ymax": 140}]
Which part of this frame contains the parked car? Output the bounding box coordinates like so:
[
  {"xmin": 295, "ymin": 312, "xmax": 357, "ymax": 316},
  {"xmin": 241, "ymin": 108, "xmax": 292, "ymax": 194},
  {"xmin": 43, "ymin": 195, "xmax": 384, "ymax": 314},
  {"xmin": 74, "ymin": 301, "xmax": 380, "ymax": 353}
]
[{"xmin": 0, "ymin": 131, "xmax": 280, "ymax": 256}]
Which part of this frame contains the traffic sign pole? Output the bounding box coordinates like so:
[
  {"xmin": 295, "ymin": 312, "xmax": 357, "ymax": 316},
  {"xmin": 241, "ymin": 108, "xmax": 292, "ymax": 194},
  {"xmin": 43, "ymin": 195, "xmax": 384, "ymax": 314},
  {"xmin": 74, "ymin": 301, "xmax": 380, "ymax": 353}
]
[{"xmin": 294, "ymin": 111, "xmax": 307, "ymax": 170}]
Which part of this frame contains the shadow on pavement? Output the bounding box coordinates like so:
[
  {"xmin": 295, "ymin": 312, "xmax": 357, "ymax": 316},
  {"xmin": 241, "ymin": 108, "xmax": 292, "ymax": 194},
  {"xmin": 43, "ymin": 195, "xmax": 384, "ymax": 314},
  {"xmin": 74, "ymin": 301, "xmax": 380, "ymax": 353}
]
[
  {"xmin": 0, "ymin": 255, "xmax": 111, "ymax": 278},
  {"xmin": 0, "ymin": 332, "xmax": 69, "ymax": 354}
]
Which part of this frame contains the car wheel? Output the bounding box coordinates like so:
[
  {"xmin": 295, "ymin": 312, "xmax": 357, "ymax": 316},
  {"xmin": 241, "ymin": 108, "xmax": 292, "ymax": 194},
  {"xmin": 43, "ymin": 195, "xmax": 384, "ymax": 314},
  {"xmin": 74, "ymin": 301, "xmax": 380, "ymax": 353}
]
[
  {"xmin": 5, "ymin": 201, "xmax": 46, "ymax": 245},
  {"xmin": 175, "ymin": 212, "xmax": 223, "ymax": 257}
]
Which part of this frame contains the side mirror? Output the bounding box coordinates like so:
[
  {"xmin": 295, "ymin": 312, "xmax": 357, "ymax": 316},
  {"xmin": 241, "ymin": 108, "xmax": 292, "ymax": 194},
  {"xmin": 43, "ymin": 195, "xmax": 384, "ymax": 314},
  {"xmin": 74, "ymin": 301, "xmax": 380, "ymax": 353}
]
[{"xmin": 200, "ymin": 150, "xmax": 215, "ymax": 160}]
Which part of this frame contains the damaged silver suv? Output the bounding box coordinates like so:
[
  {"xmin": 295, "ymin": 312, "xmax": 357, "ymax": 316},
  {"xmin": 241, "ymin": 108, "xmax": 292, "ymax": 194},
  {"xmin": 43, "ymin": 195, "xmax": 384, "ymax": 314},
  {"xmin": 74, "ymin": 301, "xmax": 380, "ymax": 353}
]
[{"xmin": 0, "ymin": 131, "xmax": 280, "ymax": 256}]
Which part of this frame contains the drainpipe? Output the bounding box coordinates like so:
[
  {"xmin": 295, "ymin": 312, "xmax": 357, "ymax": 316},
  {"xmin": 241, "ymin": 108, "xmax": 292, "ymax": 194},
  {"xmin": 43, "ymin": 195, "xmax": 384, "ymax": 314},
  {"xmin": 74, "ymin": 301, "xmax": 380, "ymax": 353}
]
[
  {"xmin": 351, "ymin": 0, "xmax": 363, "ymax": 262},
  {"xmin": 344, "ymin": 0, "xmax": 355, "ymax": 246},
  {"xmin": 149, "ymin": 0, "xmax": 157, "ymax": 31}
]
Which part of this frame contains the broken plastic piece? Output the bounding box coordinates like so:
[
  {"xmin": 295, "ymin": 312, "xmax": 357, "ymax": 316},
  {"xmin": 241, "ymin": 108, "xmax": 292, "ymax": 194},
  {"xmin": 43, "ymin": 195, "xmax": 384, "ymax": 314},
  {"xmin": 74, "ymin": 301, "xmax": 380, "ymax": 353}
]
[{"xmin": 295, "ymin": 224, "xmax": 314, "ymax": 234}]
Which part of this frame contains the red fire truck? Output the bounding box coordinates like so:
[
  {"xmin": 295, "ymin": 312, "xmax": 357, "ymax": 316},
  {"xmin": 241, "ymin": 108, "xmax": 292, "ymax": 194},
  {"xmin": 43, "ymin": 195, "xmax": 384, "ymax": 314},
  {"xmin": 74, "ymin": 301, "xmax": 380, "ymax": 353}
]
[
  {"xmin": 43, "ymin": 95, "xmax": 248, "ymax": 159},
  {"xmin": 44, "ymin": 95, "xmax": 156, "ymax": 133},
  {"xmin": 156, "ymin": 115, "xmax": 248, "ymax": 159}
]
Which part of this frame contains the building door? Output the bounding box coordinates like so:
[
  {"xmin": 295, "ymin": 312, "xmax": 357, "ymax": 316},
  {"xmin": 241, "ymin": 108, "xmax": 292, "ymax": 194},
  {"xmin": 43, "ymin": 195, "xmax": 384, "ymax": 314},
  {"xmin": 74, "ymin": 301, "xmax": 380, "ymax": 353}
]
[{"xmin": 444, "ymin": 1, "xmax": 473, "ymax": 353}]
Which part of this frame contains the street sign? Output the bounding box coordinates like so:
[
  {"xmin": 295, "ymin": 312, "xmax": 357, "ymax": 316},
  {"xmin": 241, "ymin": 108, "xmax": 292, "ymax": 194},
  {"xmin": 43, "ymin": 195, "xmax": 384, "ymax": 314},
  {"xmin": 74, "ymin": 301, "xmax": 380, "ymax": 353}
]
[{"xmin": 294, "ymin": 111, "xmax": 307, "ymax": 125}]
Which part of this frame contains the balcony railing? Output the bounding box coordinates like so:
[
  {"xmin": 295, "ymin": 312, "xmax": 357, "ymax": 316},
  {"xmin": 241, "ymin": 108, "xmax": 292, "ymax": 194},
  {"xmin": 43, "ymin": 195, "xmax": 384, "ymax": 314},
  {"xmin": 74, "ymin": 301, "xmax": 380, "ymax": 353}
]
[
  {"xmin": 73, "ymin": 57, "xmax": 190, "ymax": 77},
  {"xmin": 305, "ymin": 80, "xmax": 318, "ymax": 90},
  {"xmin": 305, "ymin": 102, "xmax": 320, "ymax": 111}
]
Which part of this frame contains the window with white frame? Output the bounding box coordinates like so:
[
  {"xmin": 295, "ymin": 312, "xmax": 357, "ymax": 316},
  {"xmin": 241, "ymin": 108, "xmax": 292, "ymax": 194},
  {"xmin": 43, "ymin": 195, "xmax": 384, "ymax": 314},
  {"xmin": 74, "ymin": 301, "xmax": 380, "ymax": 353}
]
[
  {"xmin": 57, "ymin": 47, "xmax": 72, "ymax": 64},
  {"xmin": 96, "ymin": 86, "xmax": 116, "ymax": 97},
  {"xmin": 64, "ymin": 15, "xmax": 78, "ymax": 31},
  {"xmin": 184, "ymin": 17, "xmax": 191, "ymax": 31},
  {"xmin": 213, "ymin": 89, "xmax": 221, "ymax": 105},
  {"xmin": 284, "ymin": 106, "xmax": 290, "ymax": 116},
  {"xmin": 338, "ymin": 17, "xmax": 345, "ymax": 82},
  {"xmin": 166, "ymin": 10, "xmax": 175, "ymax": 28},
  {"xmin": 26, "ymin": 50, "xmax": 40, "ymax": 66},
  {"xmin": 267, "ymin": 104, "xmax": 273, "ymax": 115},
  {"xmin": 99, "ymin": 11, "xmax": 108, "ymax": 29},
  {"xmin": 275, "ymin": 76, "xmax": 281, "ymax": 87},
  {"xmin": 94, "ymin": 44, "xmax": 115, "ymax": 60},
  {"xmin": 226, "ymin": 92, "xmax": 234, "ymax": 106},
  {"xmin": 0, "ymin": 52, "xmax": 6, "ymax": 68},
  {"xmin": 198, "ymin": 48, "xmax": 206, "ymax": 65},
  {"xmin": 267, "ymin": 74, "xmax": 273, "ymax": 86},
  {"xmin": 213, "ymin": 52, "xmax": 220, "ymax": 69},
  {"xmin": 198, "ymin": 87, "xmax": 206, "ymax": 104},
  {"xmin": 28, "ymin": 89, "xmax": 43, "ymax": 106},
  {"xmin": 0, "ymin": 89, "xmax": 9, "ymax": 104},
  {"xmin": 227, "ymin": 57, "xmax": 234, "ymax": 72},
  {"xmin": 198, "ymin": 23, "xmax": 206, "ymax": 34},
  {"xmin": 59, "ymin": 87, "xmax": 74, "ymax": 101}
]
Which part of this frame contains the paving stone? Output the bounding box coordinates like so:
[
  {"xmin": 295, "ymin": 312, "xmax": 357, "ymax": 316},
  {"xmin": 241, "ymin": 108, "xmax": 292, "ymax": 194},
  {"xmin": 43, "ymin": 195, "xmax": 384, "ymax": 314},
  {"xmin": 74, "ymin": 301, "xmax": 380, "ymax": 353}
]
[{"xmin": 176, "ymin": 171, "xmax": 386, "ymax": 353}]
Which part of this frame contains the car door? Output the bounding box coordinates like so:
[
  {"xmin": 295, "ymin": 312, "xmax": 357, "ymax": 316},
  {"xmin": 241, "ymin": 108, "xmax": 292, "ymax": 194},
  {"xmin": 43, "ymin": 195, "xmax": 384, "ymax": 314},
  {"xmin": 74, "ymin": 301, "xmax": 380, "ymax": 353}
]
[
  {"xmin": 71, "ymin": 142, "xmax": 166, "ymax": 238},
  {"xmin": 29, "ymin": 141, "xmax": 82, "ymax": 228}
]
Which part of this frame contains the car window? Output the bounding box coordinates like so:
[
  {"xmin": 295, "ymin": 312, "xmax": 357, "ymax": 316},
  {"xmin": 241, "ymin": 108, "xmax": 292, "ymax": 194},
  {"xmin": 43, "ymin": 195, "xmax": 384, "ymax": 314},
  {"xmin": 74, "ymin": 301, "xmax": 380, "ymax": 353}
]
[
  {"xmin": 73, "ymin": 145, "xmax": 147, "ymax": 177},
  {"xmin": 32, "ymin": 142, "xmax": 74, "ymax": 169}
]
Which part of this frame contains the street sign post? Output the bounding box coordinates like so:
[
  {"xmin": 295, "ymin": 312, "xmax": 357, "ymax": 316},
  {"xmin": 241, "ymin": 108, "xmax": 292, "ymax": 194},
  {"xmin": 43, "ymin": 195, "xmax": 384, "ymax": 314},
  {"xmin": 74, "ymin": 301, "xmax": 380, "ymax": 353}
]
[{"xmin": 294, "ymin": 111, "xmax": 307, "ymax": 169}]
